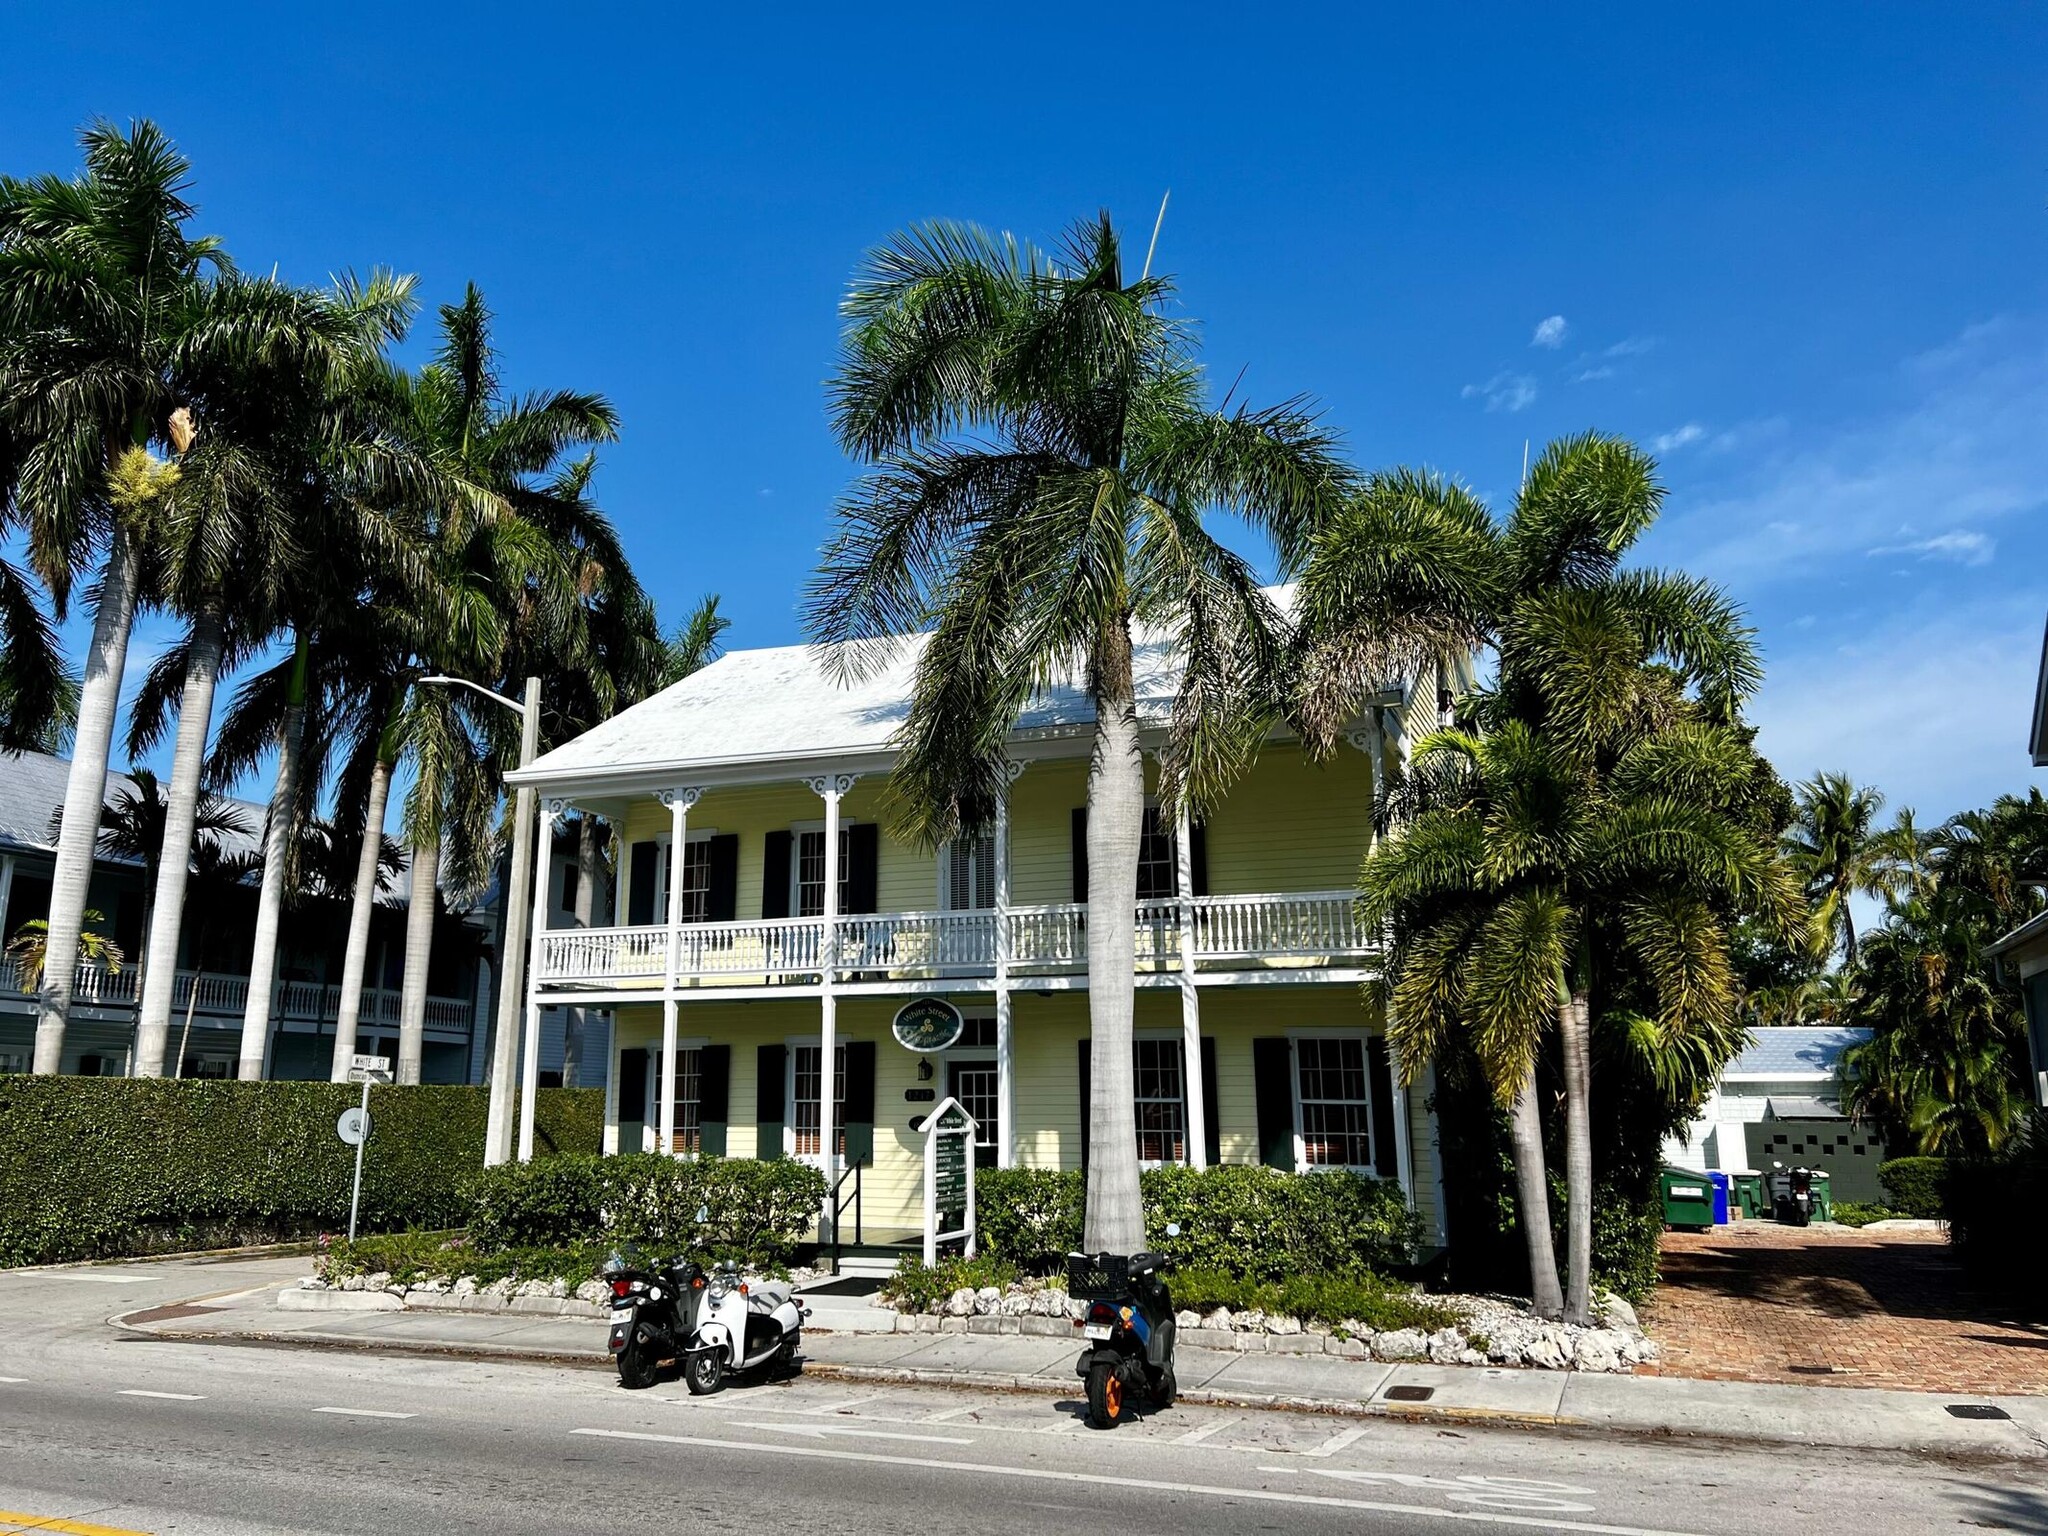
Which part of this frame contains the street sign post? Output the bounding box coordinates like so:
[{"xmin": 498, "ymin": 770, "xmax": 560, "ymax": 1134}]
[{"xmin": 337, "ymin": 1056, "xmax": 392, "ymax": 1241}]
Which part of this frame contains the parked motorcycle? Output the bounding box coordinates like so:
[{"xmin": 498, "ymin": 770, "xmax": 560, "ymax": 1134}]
[
  {"xmin": 1769, "ymin": 1161, "xmax": 1815, "ymax": 1226},
  {"xmin": 1068, "ymin": 1225, "xmax": 1181, "ymax": 1430},
  {"xmin": 603, "ymin": 1248, "xmax": 806, "ymax": 1393},
  {"xmin": 682, "ymin": 1258, "xmax": 806, "ymax": 1396}
]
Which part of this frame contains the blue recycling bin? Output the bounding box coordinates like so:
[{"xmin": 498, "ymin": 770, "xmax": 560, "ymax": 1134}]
[{"xmin": 1707, "ymin": 1171, "xmax": 1732, "ymax": 1225}]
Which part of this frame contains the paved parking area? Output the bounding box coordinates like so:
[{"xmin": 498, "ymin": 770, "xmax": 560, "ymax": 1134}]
[{"xmin": 1642, "ymin": 1221, "xmax": 2048, "ymax": 1394}]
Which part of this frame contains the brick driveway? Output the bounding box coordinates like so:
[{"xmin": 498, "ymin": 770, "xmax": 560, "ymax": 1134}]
[{"xmin": 1640, "ymin": 1221, "xmax": 2048, "ymax": 1394}]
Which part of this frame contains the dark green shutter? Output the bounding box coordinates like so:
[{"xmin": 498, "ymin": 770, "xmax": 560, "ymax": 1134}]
[
  {"xmin": 845, "ymin": 823, "xmax": 880, "ymax": 915},
  {"xmin": 843, "ymin": 1039, "xmax": 876, "ymax": 1167},
  {"xmin": 1367, "ymin": 1038, "xmax": 1398, "ymax": 1178},
  {"xmin": 1077, "ymin": 1037, "xmax": 1091, "ymax": 1169},
  {"xmin": 756, "ymin": 1042, "xmax": 786, "ymax": 1159},
  {"xmin": 1252, "ymin": 1037, "xmax": 1296, "ymax": 1169},
  {"xmin": 1071, "ymin": 809, "xmax": 1088, "ymax": 902},
  {"xmin": 627, "ymin": 841, "xmax": 659, "ymax": 925},
  {"xmin": 618, "ymin": 1048, "xmax": 650, "ymax": 1139},
  {"xmin": 1201, "ymin": 1035, "xmax": 1220, "ymax": 1167},
  {"xmin": 706, "ymin": 834, "xmax": 739, "ymax": 921},
  {"xmin": 1190, "ymin": 822, "xmax": 1209, "ymax": 897},
  {"xmin": 762, "ymin": 830, "xmax": 793, "ymax": 918},
  {"xmin": 698, "ymin": 1044, "xmax": 730, "ymax": 1156}
]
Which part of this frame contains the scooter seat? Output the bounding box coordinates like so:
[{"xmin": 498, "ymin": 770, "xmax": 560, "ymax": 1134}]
[{"xmin": 748, "ymin": 1281, "xmax": 793, "ymax": 1311}]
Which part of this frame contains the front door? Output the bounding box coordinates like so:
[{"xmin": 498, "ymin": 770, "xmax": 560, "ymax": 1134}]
[{"xmin": 948, "ymin": 1060, "xmax": 999, "ymax": 1169}]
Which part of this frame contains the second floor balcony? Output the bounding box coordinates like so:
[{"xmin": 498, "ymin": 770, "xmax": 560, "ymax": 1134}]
[
  {"xmin": 0, "ymin": 958, "xmax": 477, "ymax": 1033},
  {"xmin": 533, "ymin": 888, "xmax": 1372, "ymax": 994}
]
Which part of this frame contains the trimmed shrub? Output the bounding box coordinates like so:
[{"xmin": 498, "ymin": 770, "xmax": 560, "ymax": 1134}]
[
  {"xmin": 321, "ymin": 1232, "xmax": 616, "ymax": 1287},
  {"xmin": 1831, "ymin": 1202, "xmax": 1899, "ymax": 1228},
  {"xmin": 1165, "ymin": 1268, "xmax": 1462, "ymax": 1332},
  {"xmin": 0, "ymin": 1079, "xmax": 601, "ymax": 1268},
  {"xmin": 1588, "ymin": 1190, "xmax": 1664, "ymax": 1304},
  {"xmin": 465, "ymin": 1153, "xmax": 826, "ymax": 1268},
  {"xmin": 974, "ymin": 1165, "xmax": 1421, "ymax": 1280},
  {"xmin": 1879, "ymin": 1156, "xmax": 1947, "ymax": 1219},
  {"xmin": 879, "ymin": 1254, "xmax": 1020, "ymax": 1313}
]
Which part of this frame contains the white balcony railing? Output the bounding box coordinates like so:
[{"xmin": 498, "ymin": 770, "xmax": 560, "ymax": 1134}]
[
  {"xmin": 533, "ymin": 890, "xmax": 1371, "ymax": 990},
  {"xmin": 0, "ymin": 959, "xmax": 473, "ymax": 1032}
]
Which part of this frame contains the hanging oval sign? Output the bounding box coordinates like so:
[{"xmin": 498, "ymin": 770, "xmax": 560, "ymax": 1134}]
[{"xmin": 891, "ymin": 996, "xmax": 963, "ymax": 1053}]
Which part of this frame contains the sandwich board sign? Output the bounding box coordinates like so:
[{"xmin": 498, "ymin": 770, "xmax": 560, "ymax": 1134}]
[{"xmin": 917, "ymin": 1096, "xmax": 977, "ymax": 1265}]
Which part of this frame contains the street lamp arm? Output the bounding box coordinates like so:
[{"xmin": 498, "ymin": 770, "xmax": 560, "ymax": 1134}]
[{"xmin": 418, "ymin": 674, "xmax": 529, "ymax": 719}]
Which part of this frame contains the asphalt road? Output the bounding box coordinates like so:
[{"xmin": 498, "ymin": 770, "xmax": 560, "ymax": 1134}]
[{"xmin": 0, "ymin": 1257, "xmax": 2044, "ymax": 1536}]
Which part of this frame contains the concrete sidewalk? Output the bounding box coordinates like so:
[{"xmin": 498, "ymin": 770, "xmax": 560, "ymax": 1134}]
[{"xmin": 115, "ymin": 1277, "xmax": 2048, "ymax": 1465}]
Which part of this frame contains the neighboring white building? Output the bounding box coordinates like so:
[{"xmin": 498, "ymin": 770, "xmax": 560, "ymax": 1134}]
[{"xmin": 1664, "ymin": 1026, "xmax": 1889, "ymax": 1203}]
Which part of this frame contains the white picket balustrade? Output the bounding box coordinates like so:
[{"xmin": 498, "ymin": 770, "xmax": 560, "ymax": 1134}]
[
  {"xmin": 672, "ymin": 916, "xmax": 825, "ymax": 977},
  {"xmin": 836, "ymin": 910, "xmax": 996, "ymax": 976},
  {"xmin": 1186, "ymin": 891, "xmax": 1364, "ymax": 960}
]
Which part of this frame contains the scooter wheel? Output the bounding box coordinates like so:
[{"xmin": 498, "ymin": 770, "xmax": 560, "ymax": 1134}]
[
  {"xmin": 1151, "ymin": 1363, "xmax": 1177, "ymax": 1410},
  {"xmin": 617, "ymin": 1339, "xmax": 660, "ymax": 1391},
  {"xmin": 1085, "ymin": 1360, "xmax": 1128, "ymax": 1429},
  {"xmin": 684, "ymin": 1351, "xmax": 724, "ymax": 1396}
]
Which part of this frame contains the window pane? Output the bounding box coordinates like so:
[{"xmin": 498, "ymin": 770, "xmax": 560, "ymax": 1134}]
[
  {"xmin": 674, "ymin": 1048, "xmax": 702, "ymax": 1154},
  {"xmin": 1136, "ymin": 807, "xmax": 1177, "ymax": 900},
  {"xmin": 1297, "ymin": 1037, "xmax": 1374, "ymax": 1168},
  {"xmin": 790, "ymin": 1044, "xmax": 848, "ymax": 1157},
  {"xmin": 1132, "ymin": 1038, "xmax": 1187, "ymax": 1164},
  {"xmin": 795, "ymin": 828, "xmax": 853, "ymax": 917}
]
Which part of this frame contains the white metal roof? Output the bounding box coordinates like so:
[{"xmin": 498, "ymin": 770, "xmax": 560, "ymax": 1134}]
[
  {"xmin": 513, "ymin": 622, "xmax": 1224, "ymax": 791},
  {"xmin": 1723, "ymin": 1026, "xmax": 1869, "ymax": 1079},
  {"xmin": 0, "ymin": 749, "xmax": 267, "ymax": 864}
]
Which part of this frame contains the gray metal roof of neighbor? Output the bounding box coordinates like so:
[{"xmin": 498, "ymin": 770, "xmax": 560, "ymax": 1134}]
[
  {"xmin": 515, "ymin": 625, "xmax": 1208, "ymax": 787},
  {"xmin": 1764, "ymin": 1096, "xmax": 1847, "ymax": 1121},
  {"xmin": 1724, "ymin": 1026, "xmax": 1870, "ymax": 1078},
  {"xmin": 0, "ymin": 750, "xmax": 268, "ymax": 863}
]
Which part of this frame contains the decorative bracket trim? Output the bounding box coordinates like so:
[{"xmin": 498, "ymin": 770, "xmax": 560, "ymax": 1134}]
[
  {"xmin": 1002, "ymin": 759, "xmax": 1029, "ymax": 784},
  {"xmin": 540, "ymin": 795, "xmax": 573, "ymax": 818},
  {"xmin": 655, "ymin": 786, "xmax": 704, "ymax": 810},
  {"xmin": 803, "ymin": 773, "xmax": 861, "ymax": 798}
]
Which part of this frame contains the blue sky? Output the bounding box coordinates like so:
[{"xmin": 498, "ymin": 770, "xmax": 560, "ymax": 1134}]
[{"xmin": 6, "ymin": 4, "xmax": 2045, "ymax": 828}]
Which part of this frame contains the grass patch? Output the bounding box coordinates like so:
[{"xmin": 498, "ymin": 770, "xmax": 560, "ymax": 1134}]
[{"xmin": 1831, "ymin": 1202, "xmax": 1903, "ymax": 1228}]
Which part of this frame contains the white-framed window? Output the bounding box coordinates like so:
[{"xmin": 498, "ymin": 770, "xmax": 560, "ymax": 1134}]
[
  {"xmin": 643, "ymin": 1041, "xmax": 706, "ymax": 1155},
  {"xmin": 945, "ymin": 1010, "xmax": 999, "ymax": 1163},
  {"xmin": 650, "ymin": 831, "xmax": 717, "ymax": 924},
  {"xmin": 1133, "ymin": 1036, "xmax": 1187, "ymax": 1165},
  {"xmin": 1136, "ymin": 804, "xmax": 1177, "ymax": 901},
  {"xmin": 1291, "ymin": 1033, "xmax": 1375, "ymax": 1171},
  {"xmin": 941, "ymin": 832, "xmax": 996, "ymax": 911},
  {"xmin": 788, "ymin": 1041, "xmax": 848, "ymax": 1159},
  {"xmin": 790, "ymin": 824, "xmax": 854, "ymax": 918}
]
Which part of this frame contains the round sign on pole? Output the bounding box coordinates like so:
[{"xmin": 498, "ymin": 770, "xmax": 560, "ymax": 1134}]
[
  {"xmin": 892, "ymin": 996, "xmax": 964, "ymax": 1053},
  {"xmin": 337, "ymin": 1107, "xmax": 371, "ymax": 1146}
]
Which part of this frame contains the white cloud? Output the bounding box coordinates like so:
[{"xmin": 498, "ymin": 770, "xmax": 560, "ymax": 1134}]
[
  {"xmin": 1655, "ymin": 317, "xmax": 2048, "ymax": 585},
  {"xmin": 1748, "ymin": 595, "xmax": 2044, "ymax": 821},
  {"xmin": 1462, "ymin": 372, "xmax": 1538, "ymax": 413},
  {"xmin": 1571, "ymin": 365, "xmax": 1616, "ymax": 384},
  {"xmin": 1866, "ymin": 529, "xmax": 1995, "ymax": 566},
  {"xmin": 1652, "ymin": 423, "xmax": 1707, "ymax": 453},
  {"xmin": 1531, "ymin": 315, "xmax": 1570, "ymax": 349},
  {"xmin": 1605, "ymin": 336, "xmax": 1658, "ymax": 358}
]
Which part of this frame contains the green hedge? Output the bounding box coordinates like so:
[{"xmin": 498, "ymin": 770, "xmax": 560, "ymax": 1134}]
[
  {"xmin": 974, "ymin": 1165, "xmax": 1421, "ymax": 1280},
  {"xmin": 0, "ymin": 1079, "xmax": 602, "ymax": 1268},
  {"xmin": 1879, "ymin": 1156, "xmax": 1946, "ymax": 1219},
  {"xmin": 465, "ymin": 1153, "xmax": 826, "ymax": 1268}
]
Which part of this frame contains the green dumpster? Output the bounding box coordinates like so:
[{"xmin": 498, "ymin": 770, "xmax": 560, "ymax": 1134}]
[
  {"xmin": 1732, "ymin": 1171, "xmax": 1767, "ymax": 1220},
  {"xmin": 1809, "ymin": 1170, "xmax": 1833, "ymax": 1222},
  {"xmin": 1660, "ymin": 1167, "xmax": 1716, "ymax": 1231}
]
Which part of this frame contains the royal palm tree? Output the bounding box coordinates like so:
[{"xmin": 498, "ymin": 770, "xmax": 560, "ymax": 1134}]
[
  {"xmin": 1296, "ymin": 434, "xmax": 1789, "ymax": 1322},
  {"xmin": 662, "ymin": 594, "xmax": 730, "ymax": 687},
  {"xmin": 808, "ymin": 213, "xmax": 1350, "ymax": 1253},
  {"xmin": 1783, "ymin": 773, "xmax": 1889, "ymax": 968},
  {"xmin": 0, "ymin": 121, "xmax": 381, "ymax": 1073}
]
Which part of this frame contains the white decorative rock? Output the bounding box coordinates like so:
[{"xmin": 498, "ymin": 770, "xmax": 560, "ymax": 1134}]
[
  {"xmin": 1425, "ymin": 1327, "xmax": 1465, "ymax": 1363},
  {"xmin": 1526, "ymin": 1336, "xmax": 1568, "ymax": 1370},
  {"xmin": 451, "ymin": 1277, "xmax": 479, "ymax": 1297},
  {"xmin": 1174, "ymin": 1309, "xmax": 1201, "ymax": 1330},
  {"xmin": 1206, "ymin": 1307, "xmax": 1234, "ymax": 1332},
  {"xmin": 364, "ymin": 1271, "xmax": 392, "ymax": 1292},
  {"xmin": 1374, "ymin": 1329, "xmax": 1426, "ymax": 1361},
  {"xmin": 1234, "ymin": 1309, "xmax": 1267, "ymax": 1333},
  {"xmin": 1596, "ymin": 1292, "xmax": 1640, "ymax": 1331},
  {"xmin": 1267, "ymin": 1314, "xmax": 1303, "ymax": 1336},
  {"xmin": 1457, "ymin": 1348, "xmax": 1489, "ymax": 1367},
  {"xmin": 943, "ymin": 1287, "xmax": 976, "ymax": 1317},
  {"xmin": 574, "ymin": 1280, "xmax": 608, "ymax": 1304},
  {"xmin": 1001, "ymin": 1292, "xmax": 1033, "ymax": 1316},
  {"xmin": 1573, "ymin": 1331, "xmax": 1623, "ymax": 1373}
]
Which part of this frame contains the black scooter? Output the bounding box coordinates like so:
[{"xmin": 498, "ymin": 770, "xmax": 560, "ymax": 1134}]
[
  {"xmin": 1068, "ymin": 1227, "xmax": 1181, "ymax": 1429},
  {"xmin": 602, "ymin": 1246, "xmax": 704, "ymax": 1390},
  {"xmin": 1770, "ymin": 1162, "xmax": 1815, "ymax": 1227}
]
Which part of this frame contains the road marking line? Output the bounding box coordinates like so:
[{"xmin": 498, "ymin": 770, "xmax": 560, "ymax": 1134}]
[
  {"xmin": 314, "ymin": 1406, "xmax": 417, "ymax": 1419},
  {"xmin": 922, "ymin": 1405, "xmax": 976, "ymax": 1422},
  {"xmin": 1307, "ymin": 1425, "xmax": 1371, "ymax": 1457},
  {"xmin": 807, "ymin": 1393, "xmax": 893, "ymax": 1415},
  {"xmin": 57, "ymin": 1275, "xmax": 158, "ymax": 1285},
  {"xmin": 733, "ymin": 1419, "xmax": 974, "ymax": 1446},
  {"xmin": 568, "ymin": 1428, "xmax": 1707, "ymax": 1535},
  {"xmin": 116, "ymin": 1389, "xmax": 204, "ymax": 1400},
  {"xmin": 1175, "ymin": 1415, "xmax": 1238, "ymax": 1444},
  {"xmin": 0, "ymin": 1508, "xmax": 154, "ymax": 1536},
  {"xmin": 0, "ymin": 1378, "xmax": 27, "ymax": 1385}
]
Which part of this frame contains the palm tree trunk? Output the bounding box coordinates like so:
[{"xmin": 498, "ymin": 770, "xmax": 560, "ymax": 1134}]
[
  {"xmin": 563, "ymin": 815, "xmax": 599, "ymax": 1087},
  {"xmin": 237, "ymin": 633, "xmax": 310, "ymax": 1081},
  {"xmin": 1082, "ymin": 622, "xmax": 1146, "ymax": 1256},
  {"xmin": 329, "ymin": 753, "xmax": 395, "ymax": 1082},
  {"xmin": 134, "ymin": 610, "xmax": 227, "ymax": 1078},
  {"xmin": 1841, "ymin": 897, "xmax": 1858, "ymax": 971},
  {"xmin": 1506, "ymin": 1065, "xmax": 1566, "ymax": 1321},
  {"xmin": 35, "ymin": 524, "xmax": 145, "ymax": 1075},
  {"xmin": 1559, "ymin": 982, "xmax": 1595, "ymax": 1326},
  {"xmin": 395, "ymin": 829, "xmax": 439, "ymax": 1086}
]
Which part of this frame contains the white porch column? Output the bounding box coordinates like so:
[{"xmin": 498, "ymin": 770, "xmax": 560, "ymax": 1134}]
[
  {"xmin": 655, "ymin": 787, "xmax": 701, "ymax": 1157},
  {"xmin": 517, "ymin": 796, "xmax": 566, "ymax": 1163},
  {"xmin": 805, "ymin": 773, "xmax": 858, "ymax": 1218},
  {"xmin": 1174, "ymin": 799, "xmax": 1207, "ymax": 1168},
  {"xmin": 1388, "ymin": 1039, "xmax": 1418, "ymax": 1214},
  {"xmin": 994, "ymin": 761, "xmax": 1026, "ymax": 1169}
]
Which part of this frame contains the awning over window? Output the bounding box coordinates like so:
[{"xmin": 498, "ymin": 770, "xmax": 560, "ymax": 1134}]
[{"xmin": 1764, "ymin": 1096, "xmax": 1843, "ymax": 1121}]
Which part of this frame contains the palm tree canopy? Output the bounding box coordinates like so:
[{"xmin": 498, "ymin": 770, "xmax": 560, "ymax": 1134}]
[
  {"xmin": 1782, "ymin": 771, "xmax": 1889, "ymax": 964},
  {"xmin": 662, "ymin": 593, "xmax": 731, "ymax": 687},
  {"xmin": 807, "ymin": 212, "xmax": 1353, "ymax": 842}
]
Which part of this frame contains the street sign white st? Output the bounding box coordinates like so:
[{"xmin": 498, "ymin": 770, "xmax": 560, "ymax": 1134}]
[{"xmin": 350, "ymin": 1054, "xmax": 391, "ymax": 1072}]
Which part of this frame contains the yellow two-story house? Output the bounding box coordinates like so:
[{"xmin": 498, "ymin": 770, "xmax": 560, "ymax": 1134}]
[{"xmin": 505, "ymin": 619, "xmax": 1446, "ymax": 1256}]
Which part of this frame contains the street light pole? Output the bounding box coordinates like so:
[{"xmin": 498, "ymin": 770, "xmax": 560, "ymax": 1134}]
[{"xmin": 420, "ymin": 674, "xmax": 541, "ymax": 1168}]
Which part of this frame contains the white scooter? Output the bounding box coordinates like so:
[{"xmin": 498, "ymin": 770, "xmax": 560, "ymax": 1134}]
[{"xmin": 682, "ymin": 1258, "xmax": 806, "ymax": 1396}]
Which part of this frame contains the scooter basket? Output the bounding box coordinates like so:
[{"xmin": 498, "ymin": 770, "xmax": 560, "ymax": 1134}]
[{"xmin": 1066, "ymin": 1252, "xmax": 1132, "ymax": 1301}]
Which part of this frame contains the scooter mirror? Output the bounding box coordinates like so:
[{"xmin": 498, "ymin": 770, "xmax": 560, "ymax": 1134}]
[{"xmin": 1165, "ymin": 1223, "xmax": 1182, "ymax": 1238}]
